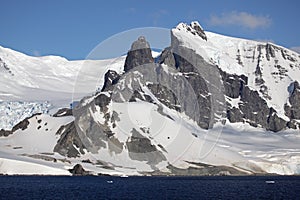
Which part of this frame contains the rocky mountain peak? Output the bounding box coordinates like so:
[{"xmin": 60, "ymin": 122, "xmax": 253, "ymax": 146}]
[
  {"xmin": 131, "ymin": 36, "xmax": 150, "ymax": 51},
  {"xmin": 124, "ymin": 36, "xmax": 154, "ymax": 72},
  {"xmin": 176, "ymin": 21, "xmax": 207, "ymax": 41},
  {"xmin": 190, "ymin": 21, "xmax": 207, "ymax": 40}
]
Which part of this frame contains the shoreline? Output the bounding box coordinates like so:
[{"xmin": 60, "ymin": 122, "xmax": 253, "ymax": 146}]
[{"xmin": 1, "ymin": 173, "xmax": 299, "ymax": 177}]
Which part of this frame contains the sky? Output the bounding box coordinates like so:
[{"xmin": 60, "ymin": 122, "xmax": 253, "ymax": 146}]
[{"xmin": 0, "ymin": 0, "xmax": 300, "ymax": 60}]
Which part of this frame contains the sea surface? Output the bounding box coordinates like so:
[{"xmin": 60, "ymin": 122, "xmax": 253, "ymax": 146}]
[{"xmin": 0, "ymin": 176, "xmax": 299, "ymax": 199}]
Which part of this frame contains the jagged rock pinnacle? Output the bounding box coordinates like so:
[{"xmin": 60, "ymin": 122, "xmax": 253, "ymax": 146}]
[
  {"xmin": 131, "ymin": 36, "xmax": 151, "ymax": 51},
  {"xmin": 124, "ymin": 36, "xmax": 154, "ymax": 72}
]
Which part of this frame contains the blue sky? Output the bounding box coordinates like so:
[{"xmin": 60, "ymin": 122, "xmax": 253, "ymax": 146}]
[{"xmin": 1, "ymin": 0, "xmax": 300, "ymax": 60}]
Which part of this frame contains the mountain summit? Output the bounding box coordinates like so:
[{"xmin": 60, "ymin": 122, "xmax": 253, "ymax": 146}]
[
  {"xmin": 176, "ymin": 21, "xmax": 207, "ymax": 41},
  {"xmin": 124, "ymin": 36, "xmax": 154, "ymax": 72}
]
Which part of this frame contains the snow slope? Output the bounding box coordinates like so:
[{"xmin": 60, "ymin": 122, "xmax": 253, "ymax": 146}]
[
  {"xmin": 107, "ymin": 101, "xmax": 300, "ymax": 175},
  {"xmin": 0, "ymin": 114, "xmax": 74, "ymax": 175},
  {"xmin": 0, "ymin": 46, "xmax": 126, "ymax": 130},
  {"xmin": 1, "ymin": 101, "xmax": 299, "ymax": 175},
  {"xmin": 0, "ymin": 45, "xmax": 125, "ymax": 103}
]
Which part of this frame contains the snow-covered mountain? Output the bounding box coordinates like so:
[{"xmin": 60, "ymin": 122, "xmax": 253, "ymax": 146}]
[
  {"xmin": 0, "ymin": 45, "xmax": 125, "ymax": 130},
  {"xmin": 0, "ymin": 21, "xmax": 300, "ymax": 176}
]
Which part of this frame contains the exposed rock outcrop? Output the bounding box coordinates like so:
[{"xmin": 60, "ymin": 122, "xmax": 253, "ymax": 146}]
[
  {"xmin": 69, "ymin": 164, "xmax": 89, "ymax": 175},
  {"xmin": 101, "ymin": 70, "xmax": 120, "ymax": 92},
  {"xmin": 0, "ymin": 113, "xmax": 41, "ymax": 137},
  {"xmin": 285, "ymin": 81, "xmax": 300, "ymax": 119},
  {"xmin": 147, "ymin": 83, "xmax": 180, "ymax": 112},
  {"xmin": 158, "ymin": 47, "xmax": 176, "ymax": 68},
  {"xmin": 224, "ymin": 78, "xmax": 287, "ymax": 132},
  {"xmin": 175, "ymin": 22, "xmax": 207, "ymax": 41},
  {"xmin": 124, "ymin": 36, "xmax": 154, "ymax": 72},
  {"xmin": 54, "ymin": 121, "xmax": 86, "ymax": 157},
  {"xmin": 126, "ymin": 128, "xmax": 166, "ymax": 167},
  {"xmin": 0, "ymin": 57, "xmax": 13, "ymax": 75},
  {"xmin": 220, "ymin": 70, "xmax": 247, "ymax": 99},
  {"xmin": 0, "ymin": 129, "xmax": 12, "ymax": 137},
  {"xmin": 190, "ymin": 21, "xmax": 207, "ymax": 41}
]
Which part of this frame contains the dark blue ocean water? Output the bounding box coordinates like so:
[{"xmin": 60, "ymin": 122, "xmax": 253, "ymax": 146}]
[{"xmin": 0, "ymin": 176, "xmax": 299, "ymax": 200}]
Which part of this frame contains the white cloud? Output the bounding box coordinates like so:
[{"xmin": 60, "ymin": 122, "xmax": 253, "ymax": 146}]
[
  {"xmin": 290, "ymin": 46, "xmax": 300, "ymax": 54},
  {"xmin": 208, "ymin": 11, "xmax": 271, "ymax": 29}
]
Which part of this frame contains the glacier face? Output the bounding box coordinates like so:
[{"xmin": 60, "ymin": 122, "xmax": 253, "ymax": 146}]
[
  {"xmin": 0, "ymin": 21, "xmax": 300, "ymax": 175},
  {"xmin": 0, "ymin": 101, "xmax": 51, "ymax": 130}
]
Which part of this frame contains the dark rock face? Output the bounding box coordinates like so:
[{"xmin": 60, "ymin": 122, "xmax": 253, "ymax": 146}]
[
  {"xmin": 237, "ymin": 86, "xmax": 286, "ymax": 132},
  {"xmin": 220, "ymin": 71, "xmax": 247, "ymax": 99},
  {"xmin": 127, "ymin": 129, "xmax": 157, "ymax": 154},
  {"xmin": 160, "ymin": 37, "xmax": 227, "ymax": 129},
  {"xmin": 285, "ymin": 81, "xmax": 300, "ymax": 119},
  {"xmin": 227, "ymin": 107, "xmax": 244, "ymax": 123},
  {"xmin": 190, "ymin": 21, "xmax": 207, "ymax": 41},
  {"xmin": 220, "ymin": 71, "xmax": 287, "ymax": 132},
  {"xmin": 0, "ymin": 129, "xmax": 12, "ymax": 137},
  {"xmin": 287, "ymin": 120, "xmax": 299, "ymax": 129},
  {"xmin": 171, "ymin": 52, "xmax": 214, "ymax": 129},
  {"xmin": 147, "ymin": 83, "xmax": 180, "ymax": 112},
  {"xmin": 266, "ymin": 108, "xmax": 286, "ymax": 132},
  {"xmin": 167, "ymin": 71, "xmax": 214, "ymax": 128},
  {"xmin": 158, "ymin": 47, "xmax": 176, "ymax": 68},
  {"xmin": 69, "ymin": 164, "xmax": 89, "ymax": 175},
  {"xmin": 265, "ymin": 43, "xmax": 276, "ymax": 61},
  {"xmin": 94, "ymin": 93, "xmax": 111, "ymax": 112},
  {"xmin": 57, "ymin": 70, "xmax": 120, "ymax": 157},
  {"xmin": 129, "ymin": 90, "xmax": 145, "ymax": 102},
  {"xmin": 185, "ymin": 73, "xmax": 212, "ymax": 129},
  {"xmin": 54, "ymin": 121, "xmax": 86, "ymax": 158},
  {"xmin": 124, "ymin": 36, "xmax": 154, "ymax": 72},
  {"xmin": 12, "ymin": 115, "xmax": 34, "ymax": 132},
  {"xmin": 101, "ymin": 70, "xmax": 120, "ymax": 92},
  {"xmin": 126, "ymin": 128, "xmax": 166, "ymax": 166},
  {"xmin": 239, "ymin": 86, "xmax": 270, "ymax": 127}
]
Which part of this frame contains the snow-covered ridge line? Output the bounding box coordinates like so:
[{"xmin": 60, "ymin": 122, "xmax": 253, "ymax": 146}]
[{"xmin": 172, "ymin": 21, "xmax": 300, "ymax": 123}]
